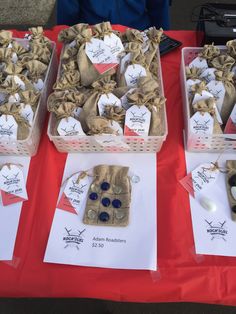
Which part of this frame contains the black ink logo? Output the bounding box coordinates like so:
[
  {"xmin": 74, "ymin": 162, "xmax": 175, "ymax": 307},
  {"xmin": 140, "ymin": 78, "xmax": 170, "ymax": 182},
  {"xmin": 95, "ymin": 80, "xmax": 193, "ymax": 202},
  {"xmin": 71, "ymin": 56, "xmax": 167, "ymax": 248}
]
[
  {"xmin": 205, "ymin": 220, "xmax": 228, "ymax": 241},
  {"xmin": 61, "ymin": 123, "xmax": 80, "ymax": 136},
  {"xmin": 130, "ymin": 111, "xmax": 147, "ymax": 128},
  {"xmin": 192, "ymin": 118, "xmax": 211, "ymax": 134},
  {"xmin": 0, "ymin": 124, "xmax": 15, "ymax": 137},
  {"xmin": 63, "ymin": 227, "xmax": 86, "ymax": 250},
  {"xmin": 192, "ymin": 166, "xmax": 215, "ymax": 191}
]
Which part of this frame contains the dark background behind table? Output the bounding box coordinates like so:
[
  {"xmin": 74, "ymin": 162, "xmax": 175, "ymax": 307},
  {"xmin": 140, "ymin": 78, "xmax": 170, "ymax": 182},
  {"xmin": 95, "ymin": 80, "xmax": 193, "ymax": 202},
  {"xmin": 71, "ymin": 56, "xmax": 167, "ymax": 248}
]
[{"xmin": 0, "ymin": 0, "xmax": 236, "ymax": 313}]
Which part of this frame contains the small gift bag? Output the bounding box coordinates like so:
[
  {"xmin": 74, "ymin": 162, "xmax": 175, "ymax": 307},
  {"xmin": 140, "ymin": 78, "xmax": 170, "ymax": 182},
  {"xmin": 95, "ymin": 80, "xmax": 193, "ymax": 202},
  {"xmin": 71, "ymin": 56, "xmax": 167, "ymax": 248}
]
[
  {"xmin": 0, "ymin": 103, "xmax": 30, "ymax": 140},
  {"xmin": 185, "ymin": 66, "xmax": 202, "ymax": 94},
  {"xmin": 0, "ymin": 30, "xmax": 13, "ymax": 48},
  {"xmin": 189, "ymin": 81, "xmax": 214, "ymax": 107},
  {"xmin": 58, "ymin": 23, "xmax": 89, "ymax": 44},
  {"xmin": 28, "ymin": 27, "xmax": 51, "ymax": 50},
  {"xmin": 83, "ymin": 165, "xmax": 131, "ymax": 226},
  {"xmin": 24, "ymin": 60, "xmax": 48, "ymax": 90},
  {"xmin": 189, "ymin": 44, "xmax": 220, "ymax": 70},
  {"xmin": 210, "ymin": 54, "xmax": 235, "ymax": 72},
  {"xmin": 53, "ymin": 69, "xmax": 81, "ymax": 91},
  {"xmin": 85, "ymin": 115, "xmax": 117, "ymax": 135},
  {"xmin": 144, "ymin": 27, "xmax": 163, "ymax": 69}
]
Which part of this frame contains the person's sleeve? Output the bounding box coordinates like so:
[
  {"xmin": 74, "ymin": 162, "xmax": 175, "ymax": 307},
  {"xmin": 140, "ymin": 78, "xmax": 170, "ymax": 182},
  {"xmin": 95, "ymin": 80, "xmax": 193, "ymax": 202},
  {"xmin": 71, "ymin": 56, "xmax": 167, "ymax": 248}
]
[
  {"xmin": 57, "ymin": 0, "xmax": 80, "ymax": 26},
  {"xmin": 146, "ymin": 0, "xmax": 170, "ymax": 30}
]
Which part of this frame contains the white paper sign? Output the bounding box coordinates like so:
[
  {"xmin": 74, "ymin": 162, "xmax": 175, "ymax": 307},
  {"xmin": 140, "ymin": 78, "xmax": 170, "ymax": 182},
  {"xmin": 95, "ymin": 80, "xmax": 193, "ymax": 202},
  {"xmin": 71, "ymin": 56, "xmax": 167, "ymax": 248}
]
[
  {"xmin": 189, "ymin": 56, "xmax": 208, "ymax": 71},
  {"xmin": 190, "ymin": 112, "xmax": 214, "ymax": 135},
  {"xmin": 124, "ymin": 64, "xmax": 147, "ymax": 87},
  {"xmin": 57, "ymin": 117, "xmax": 85, "ymax": 136},
  {"xmin": 20, "ymin": 104, "xmax": 34, "ymax": 126},
  {"xmin": 44, "ymin": 153, "xmax": 157, "ymax": 270},
  {"xmin": 207, "ymin": 80, "xmax": 225, "ymax": 113},
  {"xmin": 104, "ymin": 33, "xmax": 124, "ymax": 61},
  {"xmin": 85, "ymin": 38, "xmax": 118, "ymax": 74},
  {"xmin": 97, "ymin": 93, "xmax": 122, "ymax": 116},
  {"xmin": 0, "ymin": 115, "xmax": 18, "ymax": 140},
  {"xmin": 200, "ymin": 68, "xmax": 216, "ymax": 83},
  {"xmin": 124, "ymin": 105, "xmax": 151, "ymax": 136},
  {"xmin": 0, "ymin": 164, "xmax": 28, "ymax": 206}
]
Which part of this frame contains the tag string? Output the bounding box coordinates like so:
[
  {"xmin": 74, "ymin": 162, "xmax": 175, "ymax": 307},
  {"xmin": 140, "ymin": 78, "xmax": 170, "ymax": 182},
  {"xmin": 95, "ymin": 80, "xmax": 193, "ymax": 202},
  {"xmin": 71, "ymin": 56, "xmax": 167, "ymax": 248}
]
[
  {"xmin": 62, "ymin": 169, "xmax": 94, "ymax": 187},
  {"xmin": 0, "ymin": 163, "xmax": 23, "ymax": 170}
]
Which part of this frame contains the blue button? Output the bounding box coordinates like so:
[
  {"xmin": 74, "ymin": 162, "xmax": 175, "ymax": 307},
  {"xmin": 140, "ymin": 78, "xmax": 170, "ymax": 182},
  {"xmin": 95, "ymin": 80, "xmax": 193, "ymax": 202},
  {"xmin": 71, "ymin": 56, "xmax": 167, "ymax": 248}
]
[
  {"xmin": 89, "ymin": 192, "xmax": 98, "ymax": 201},
  {"xmin": 101, "ymin": 182, "xmax": 110, "ymax": 191},
  {"xmin": 112, "ymin": 199, "xmax": 122, "ymax": 208},
  {"xmin": 101, "ymin": 197, "xmax": 110, "ymax": 207},
  {"xmin": 99, "ymin": 211, "xmax": 110, "ymax": 222}
]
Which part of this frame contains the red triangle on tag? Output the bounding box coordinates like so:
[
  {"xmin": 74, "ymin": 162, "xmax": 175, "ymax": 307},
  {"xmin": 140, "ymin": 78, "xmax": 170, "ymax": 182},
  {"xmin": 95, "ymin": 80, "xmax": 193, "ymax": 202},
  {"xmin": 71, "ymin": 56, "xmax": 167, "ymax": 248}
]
[
  {"xmin": 124, "ymin": 125, "xmax": 139, "ymax": 136},
  {"xmin": 57, "ymin": 192, "xmax": 77, "ymax": 215},
  {"xmin": 179, "ymin": 173, "xmax": 195, "ymax": 198},
  {"xmin": 224, "ymin": 117, "xmax": 236, "ymax": 134},
  {"xmin": 93, "ymin": 63, "xmax": 118, "ymax": 74},
  {"xmin": 1, "ymin": 190, "xmax": 26, "ymax": 206}
]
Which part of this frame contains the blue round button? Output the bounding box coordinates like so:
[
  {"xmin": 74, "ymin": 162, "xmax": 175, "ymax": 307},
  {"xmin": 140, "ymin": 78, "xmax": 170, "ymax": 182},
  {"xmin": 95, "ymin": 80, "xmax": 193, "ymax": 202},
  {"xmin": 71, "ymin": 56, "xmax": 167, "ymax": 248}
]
[
  {"xmin": 101, "ymin": 197, "xmax": 110, "ymax": 207},
  {"xmin": 101, "ymin": 182, "xmax": 110, "ymax": 191},
  {"xmin": 99, "ymin": 211, "xmax": 110, "ymax": 222},
  {"xmin": 89, "ymin": 192, "xmax": 98, "ymax": 201},
  {"xmin": 112, "ymin": 199, "xmax": 122, "ymax": 208}
]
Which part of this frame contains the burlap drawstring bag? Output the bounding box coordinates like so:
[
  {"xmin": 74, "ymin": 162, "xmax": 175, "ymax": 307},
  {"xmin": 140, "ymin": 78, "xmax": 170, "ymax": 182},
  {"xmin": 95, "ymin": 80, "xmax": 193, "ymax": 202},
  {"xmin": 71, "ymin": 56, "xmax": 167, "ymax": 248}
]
[
  {"xmin": 20, "ymin": 43, "xmax": 51, "ymax": 65},
  {"xmin": 226, "ymin": 160, "xmax": 236, "ymax": 221},
  {"xmin": 138, "ymin": 76, "xmax": 160, "ymax": 94},
  {"xmin": 93, "ymin": 21, "xmax": 113, "ymax": 39},
  {"xmin": 11, "ymin": 41, "xmax": 28, "ymax": 57},
  {"xmin": 189, "ymin": 81, "xmax": 212, "ymax": 107},
  {"xmin": 0, "ymin": 30, "xmax": 12, "ymax": 47},
  {"xmin": 192, "ymin": 98, "xmax": 222, "ymax": 134},
  {"xmin": 28, "ymin": 27, "xmax": 51, "ymax": 50},
  {"xmin": 210, "ymin": 54, "xmax": 235, "ymax": 72},
  {"xmin": 62, "ymin": 60, "xmax": 78, "ymax": 72},
  {"xmin": 61, "ymin": 46, "xmax": 78, "ymax": 62},
  {"xmin": 103, "ymin": 104, "xmax": 126, "ymax": 126},
  {"xmin": 48, "ymin": 90, "xmax": 86, "ymax": 110},
  {"xmin": 120, "ymin": 29, "xmax": 144, "ymax": 44},
  {"xmin": 145, "ymin": 27, "xmax": 163, "ymax": 68},
  {"xmin": 0, "ymin": 103, "xmax": 30, "ymax": 140},
  {"xmin": 214, "ymin": 70, "xmax": 236, "ymax": 123},
  {"xmin": 85, "ymin": 114, "xmax": 116, "ymax": 135},
  {"xmin": 83, "ymin": 165, "xmax": 131, "ymax": 226},
  {"xmin": 58, "ymin": 23, "xmax": 89, "ymax": 43},
  {"xmin": 53, "ymin": 69, "xmax": 81, "ymax": 91},
  {"xmin": 226, "ymin": 40, "xmax": 236, "ymax": 59},
  {"xmin": 48, "ymin": 102, "xmax": 78, "ymax": 135},
  {"xmin": 24, "ymin": 60, "xmax": 47, "ymax": 83},
  {"xmin": 0, "ymin": 48, "xmax": 13, "ymax": 62},
  {"xmin": 19, "ymin": 90, "xmax": 40, "ymax": 112},
  {"xmin": 3, "ymin": 61, "xmax": 23, "ymax": 76},
  {"xmin": 1, "ymin": 74, "xmax": 36, "ymax": 92},
  {"xmin": 186, "ymin": 66, "xmax": 202, "ymax": 80},
  {"xmin": 198, "ymin": 44, "xmax": 220, "ymax": 65},
  {"xmin": 77, "ymin": 28, "xmax": 116, "ymax": 87},
  {"xmin": 83, "ymin": 76, "xmax": 117, "ymax": 116}
]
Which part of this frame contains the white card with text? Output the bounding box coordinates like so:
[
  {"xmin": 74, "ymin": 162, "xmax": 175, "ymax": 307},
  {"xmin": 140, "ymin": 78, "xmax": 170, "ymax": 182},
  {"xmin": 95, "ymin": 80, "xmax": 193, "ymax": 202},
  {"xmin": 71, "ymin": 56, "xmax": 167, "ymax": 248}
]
[{"xmin": 44, "ymin": 153, "xmax": 157, "ymax": 270}]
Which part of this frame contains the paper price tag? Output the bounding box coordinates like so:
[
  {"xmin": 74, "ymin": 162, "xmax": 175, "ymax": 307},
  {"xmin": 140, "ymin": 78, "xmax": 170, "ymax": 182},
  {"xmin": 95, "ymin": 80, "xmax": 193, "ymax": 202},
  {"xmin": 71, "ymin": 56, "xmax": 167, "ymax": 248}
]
[
  {"xmin": 224, "ymin": 103, "xmax": 236, "ymax": 134},
  {"xmin": 190, "ymin": 112, "xmax": 214, "ymax": 135},
  {"xmin": 207, "ymin": 80, "xmax": 225, "ymax": 113},
  {"xmin": 0, "ymin": 165, "xmax": 28, "ymax": 206},
  {"xmin": 124, "ymin": 105, "xmax": 151, "ymax": 136},
  {"xmin": 33, "ymin": 78, "xmax": 44, "ymax": 91},
  {"xmin": 97, "ymin": 93, "xmax": 122, "ymax": 116},
  {"xmin": 120, "ymin": 88, "xmax": 136, "ymax": 110},
  {"xmin": 192, "ymin": 90, "xmax": 213, "ymax": 106},
  {"xmin": 124, "ymin": 64, "xmax": 147, "ymax": 87},
  {"xmin": 57, "ymin": 173, "xmax": 92, "ymax": 214},
  {"xmin": 85, "ymin": 38, "xmax": 118, "ymax": 74},
  {"xmin": 57, "ymin": 117, "xmax": 85, "ymax": 136},
  {"xmin": 103, "ymin": 33, "xmax": 124, "ymax": 61},
  {"xmin": 0, "ymin": 115, "xmax": 18, "ymax": 139},
  {"xmin": 200, "ymin": 68, "xmax": 216, "ymax": 83},
  {"xmin": 180, "ymin": 163, "xmax": 219, "ymax": 197},
  {"xmin": 189, "ymin": 57, "xmax": 208, "ymax": 71},
  {"xmin": 20, "ymin": 104, "xmax": 34, "ymax": 126}
]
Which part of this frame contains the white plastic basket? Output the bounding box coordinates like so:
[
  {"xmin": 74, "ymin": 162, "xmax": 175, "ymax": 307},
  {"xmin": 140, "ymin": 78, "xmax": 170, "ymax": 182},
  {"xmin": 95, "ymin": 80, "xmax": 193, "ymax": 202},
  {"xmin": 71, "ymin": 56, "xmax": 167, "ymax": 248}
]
[
  {"xmin": 47, "ymin": 46, "xmax": 168, "ymax": 153},
  {"xmin": 0, "ymin": 38, "xmax": 57, "ymax": 156},
  {"xmin": 181, "ymin": 46, "xmax": 236, "ymax": 152}
]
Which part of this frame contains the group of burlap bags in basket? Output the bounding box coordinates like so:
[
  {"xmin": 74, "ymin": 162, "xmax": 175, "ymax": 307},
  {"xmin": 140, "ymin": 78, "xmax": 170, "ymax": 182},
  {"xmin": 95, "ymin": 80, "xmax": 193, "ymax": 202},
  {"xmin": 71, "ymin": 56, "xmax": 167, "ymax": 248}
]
[
  {"xmin": 0, "ymin": 27, "xmax": 52, "ymax": 140},
  {"xmin": 186, "ymin": 40, "xmax": 236, "ymax": 134},
  {"xmin": 48, "ymin": 22, "xmax": 166, "ymax": 137}
]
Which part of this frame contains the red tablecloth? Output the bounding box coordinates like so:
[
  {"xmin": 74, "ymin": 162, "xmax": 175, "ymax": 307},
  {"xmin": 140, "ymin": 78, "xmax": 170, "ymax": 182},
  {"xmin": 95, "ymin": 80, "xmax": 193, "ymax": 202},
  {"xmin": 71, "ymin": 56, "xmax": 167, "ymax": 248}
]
[{"xmin": 1, "ymin": 26, "xmax": 236, "ymax": 305}]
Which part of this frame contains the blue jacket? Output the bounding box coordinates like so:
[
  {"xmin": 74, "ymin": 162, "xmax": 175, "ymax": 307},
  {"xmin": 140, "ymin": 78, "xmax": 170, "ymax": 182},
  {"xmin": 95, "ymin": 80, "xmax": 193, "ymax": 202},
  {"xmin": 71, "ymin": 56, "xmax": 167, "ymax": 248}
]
[{"xmin": 57, "ymin": 0, "xmax": 170, "ymax": 30}]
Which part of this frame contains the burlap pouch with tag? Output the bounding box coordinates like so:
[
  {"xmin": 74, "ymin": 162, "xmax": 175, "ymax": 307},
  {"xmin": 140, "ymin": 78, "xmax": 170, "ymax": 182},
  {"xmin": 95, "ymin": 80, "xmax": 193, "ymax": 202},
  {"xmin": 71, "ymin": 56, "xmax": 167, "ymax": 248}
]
[
  {"xmin": 19, "ymin": 90, "xmax": 40, "ymax": 112},
  {"xmin": 192, "ymin": 98, "xmax": 222, "ymax": 134},
  {"xmin": 53, "ymin": 69, "xmax": 81, "ymax": 91},
  {"xmin": 214, "ymin": 70, "xmax": 236, "ymax": 124},
  {"xmin": 58, "ymin": 24, "xmax": 89, "ymax": 44},
  {"xmin": 0, "ymin": 75, "xmax": 36, "ymax": 94},
  {"xmin": 103, "ymin": 104, "xmax": 126, "ymax": 128},
  {"xmin": 20, "ymin": 43, "xmax": 51, "ymax": 65},
  {"xmin": 28, "ymin": 27, "xmax": 51, "ymax": 50},
  {"xmin": 0, "ymin": 103, "xmax": 30, "ymax": 140},
  {"xmin": 24, "ymin": 60, "xmax": 48, "ymax": 83},
  {"xmin": 145, "ymin": 27, "xmax": 163, "ymax": 69},
  {"xmin": 210, "ymin": 54, "xmax": 235, "ymax": 72},
  {"xmin": 120, "ymin": 29, "xmax": 144, "ymax": 45},
  {"xmin": 198, "ymin": 44, "xmax": 221, "ymax": 65},
  {"xmin": 85, "ymin": 114, "xmax": 116, "ymax": 135},
  {"xmin": 0, "ymin": 31, "xmax": 13, "ymax": 47},
  {"xmin": 3, "ymin": 61, "xmax": 23, "ymax": 76},
  {"xmin": 93, "ymin": 21, "xmax": 113, "ymax": 39},
  {"xmin": 226, "ymin": 160, "xmax": 236, "ymax": 221},
  {"xmin": 189, "ymin": 81, "xmax": 210, "ymax": 108},
  {"xmin": 186, "ymin": 66, "xmax": 202, "ymax": 80},
  {"xmin": 83, "ymin": 165, "xmax": 131, "ymax": 227}
]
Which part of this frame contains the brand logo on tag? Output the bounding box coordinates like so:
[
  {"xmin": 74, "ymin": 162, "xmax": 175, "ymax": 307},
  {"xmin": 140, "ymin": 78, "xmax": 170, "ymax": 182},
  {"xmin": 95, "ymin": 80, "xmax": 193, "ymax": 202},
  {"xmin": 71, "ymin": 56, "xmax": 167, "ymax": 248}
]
[
  {"xmin": 124, "ymin": 64, "xmax": 147, "ymax": 87},
  {"xmin": 190, "ymin": 112, "xmax": 214, "ymax": 135},
  {"xmin": 57, "ymin": 117, "xmax": 85, "ymax": 136},
  {"xmin": 124, "ymin": 105, "xmax": 151, "ymax": 136},
  {"xmin": 63, "ymin": 227, "xmax": 86, "ymax": 250},
  {"xmin": 103, "ymin": 33, "xmax": 124, "ymax": 61},
  {"xmin": 205, "ymin": 220, "xmax": 228, "ymax": 242},
  {"xmin": 200, "ymin": 68, "xmax": 216, "ymax": 83},
  {"xmin": 0, "ymin": 115, "xmax": 18, "ymax": 139},
  {"xmin": 189, "ymin": 57, "xmax": 208, "ymax": 71},
  {"xmin": 85, "ymin": 38, "xmax": 118, "ymax": 74},
  {"xmin": 0, "ymin": 165, "xmax": 28, "ymax": 206}
]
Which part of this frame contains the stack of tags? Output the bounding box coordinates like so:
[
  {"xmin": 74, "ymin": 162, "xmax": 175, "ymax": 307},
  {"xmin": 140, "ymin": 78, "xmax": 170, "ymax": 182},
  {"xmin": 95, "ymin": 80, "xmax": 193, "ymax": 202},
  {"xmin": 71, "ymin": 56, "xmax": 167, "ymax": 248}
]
[
  {"xmin": 48, "ymin": 22, "xmax": 166, "ymax": 138},
  {"xmin": 185, "ymin": 41, "xmax": 236, "ymax": 136},
  {"xmin": 0, "ymin": 27, "xmax": 52, "ymax": 141}
]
